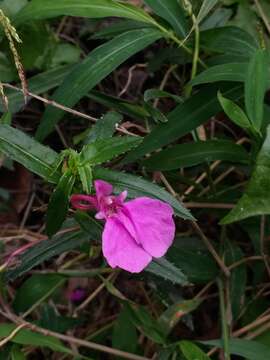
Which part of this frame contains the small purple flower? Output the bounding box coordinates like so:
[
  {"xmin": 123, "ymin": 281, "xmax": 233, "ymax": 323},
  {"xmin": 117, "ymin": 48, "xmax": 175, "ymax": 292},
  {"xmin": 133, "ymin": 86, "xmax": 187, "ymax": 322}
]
[
  {"xmin": 71, "ymin": 180, "xmax": 175, "ymax": 273},
  {"xmin": 70, "ymin": 287, "xmax": 87, "ymax": 303}
]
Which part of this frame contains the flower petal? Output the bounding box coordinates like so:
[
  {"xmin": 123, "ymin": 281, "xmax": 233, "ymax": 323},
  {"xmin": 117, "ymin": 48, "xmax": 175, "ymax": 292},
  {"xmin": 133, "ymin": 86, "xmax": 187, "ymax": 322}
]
[
  {"xmin": 124, "ymin": 197, "xmax": 175, "ymax": 258},
  {"xmin": 94, "ymin": 180, "xmax": 113, "ymax": 199},
  {"xmin": 102, "ymin": 217, "xmax": 152, "ymax": 273}
]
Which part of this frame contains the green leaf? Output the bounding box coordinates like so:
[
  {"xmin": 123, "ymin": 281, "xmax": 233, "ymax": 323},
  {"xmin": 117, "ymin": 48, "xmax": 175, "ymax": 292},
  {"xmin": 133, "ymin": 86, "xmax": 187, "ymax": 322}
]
[
  {"xmin": 5, "ymin": 227, "xmax": 91, "ymax": 282},
  {"xmin": 112, "ymin": 304, "xmax": 138, "ymax": 354},
  {"xmin": 0, "ymin": 125, "xmax": 60, "ymax": 183},
  {"xmin": 143, "ymin": 102, "xmax": 168, "ymax": 124},
  {"xmin": 74, "ymin": 211, "xmax": 102, "ymax": 238},
  {"xmin": 92, "ymin": 19, "xmax": 151, "ymax": 39},
  {"xmin": 148, "ymin": 47, "xmax": 191, "ymax": 72},
  {"xmin": 0, "ymin": 65, "xmax": 73, "ymax": 113},
  {"xmin": 93, "ymin": 167, "xmax": 193, "ymax": 219},
  {"xmin": 50, "ymin": 43, "xmax": 81, "ymax": 68},
  {"xmin": 35, "ymin": 28, "xmax": 162, "ymax": 141},
  {"xmin": 46, "ymin": 171, "xmax": 76, "ymax": 237},
  {"xmin": 200, "ymin": 26, "xmax": 258, "ymax": 57},
  {"xmin": 0, "ymin": 0, "xmax": 27, "ymax": 17},
  {"xmin": 143, "ymin": 140, "xmax": 249, "ymax": 171},
  {"xmin": 0, "ymin": 112, "xmax": 12, "ymax": 125},
  {"xmin": 144, "ymin": 0, "xmax": 187, "ymax": 38},
  {"xmin": 245, "ymin": 49, "xmax": 268, "ymax": 131},
  {"xmin": 146, "ymin": 257, "xmax": 188, "ymax": 286},
  {"xmin": 80, "ymin": 111, "xmax": 123, "ymax": 145},
  {"xmin": 13, "ymin": 274, "xmax": 65, "ymax": 314},
  {"xmin": 125, "ymin": 303, "xmax": 166, "ymax": 344},
  {"xmin": 78, "ymin": 164, "xmax": 93, "ymax": 194},
  {"xmin": 203, "ymin": 338, "xmax": 270, "ymax": 360},
  {"xmin": 0, "ymin": 324, "xmax": 73, "ymax": 354},
  {"xmin": 144, "ymin": 89, "xmax": 183, "ymax": 103},
  {"xmin": 166, "ymin": 240, "xmax": 218, "ymax": 284},
  {"xmin": 224, "ymin": 241, "xmax": 246, "ymax": 319},
  {"xmin": 222, "ymin": 126, "xmax": 270, "ymax": 224},
  {"xmin": 11, "ymin": 346, "xmax": 26, "ymax": 360},
  {"xmin": 200, "ymin": 7, "xmax": 233, "ymax": 31},
  {"xmin": 80, "ymin": 136, "xmax": 142, "ymax": 166},
  {"xmin": 159, "ymin": 299, "xmax": 202, "ymax": 336},
  {"xmin": 191, "ymin": 63, "xmax": 247, "ymax": 86},
  {"xmin": 38, "ymin": 305, "xmax": 82, "ymax": 333},
  {"xmin": 123, "ymin": 84, "xmax": 242, "ymax": 164},
  {"xmin": 197, "ymin": 0, "xmax": 219, "ymax": 25},
  {"xmin": 218, "ymin": 91, "xmax": 251, "ymax": 129},
  {"xmin": 180, "ymin": 341, "xmax": 211, "ymax": 360},
  {"xmin": 14, "ymin": 0, "xmax": 155, "ymax": 25},
  {"xmin": 88, "ymin": 90, "xmax": 149, "ymax": 120}
]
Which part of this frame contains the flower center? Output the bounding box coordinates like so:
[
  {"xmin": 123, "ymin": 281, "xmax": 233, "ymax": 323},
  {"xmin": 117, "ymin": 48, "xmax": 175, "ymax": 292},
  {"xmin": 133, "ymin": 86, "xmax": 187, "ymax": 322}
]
[{"xmin": 100, "ymin": 195, "xmax": 123, "ymax": 219}]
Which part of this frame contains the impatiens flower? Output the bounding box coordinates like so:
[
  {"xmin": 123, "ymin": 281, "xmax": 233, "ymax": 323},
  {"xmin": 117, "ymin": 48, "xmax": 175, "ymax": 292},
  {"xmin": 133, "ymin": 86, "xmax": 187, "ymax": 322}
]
[{"xmin": 71, "ymin": 180, "xmax": 175, "ymax": 273}]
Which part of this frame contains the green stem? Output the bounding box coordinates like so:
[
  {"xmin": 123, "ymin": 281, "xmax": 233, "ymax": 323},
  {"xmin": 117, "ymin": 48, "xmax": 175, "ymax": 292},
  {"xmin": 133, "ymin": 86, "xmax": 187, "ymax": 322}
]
[
  {"xmin": 152, "ymin": 21, "xmax": 206, "ymax": 69},
  {"xmin": 185, "ymin": 14, "xmax": 200, "ymax": 97},
  {"xmin": 217, "ymin": 278, "xmax": 231, "ymax": 360}
]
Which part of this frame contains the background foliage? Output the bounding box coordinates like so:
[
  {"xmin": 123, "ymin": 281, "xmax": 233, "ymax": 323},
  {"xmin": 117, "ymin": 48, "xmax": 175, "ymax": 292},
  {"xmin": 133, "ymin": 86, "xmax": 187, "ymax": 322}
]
[{"xmin": 0, "ymin": 0, "xmax": 270, "ymax": 359}]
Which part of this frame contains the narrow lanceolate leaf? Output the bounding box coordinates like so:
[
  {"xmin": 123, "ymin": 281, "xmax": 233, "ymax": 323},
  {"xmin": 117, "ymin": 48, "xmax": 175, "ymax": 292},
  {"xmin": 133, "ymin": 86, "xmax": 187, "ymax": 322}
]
[
  {"xmin": 0, "ymin": 324, "xmax": 73, "ymax": 355},
  {"xmin": 83, "ymin": 111, "xmax": 123, "ymax": 144},
  {"xmin": 80, "ymin": 136, "xmax": 142, "ymax": 166},
  {"xmin": 0, "ymin": 125, "xmax": 60, "ymax": 183},
  {"xmin": 159, "ymin": 299, "xmax": 201, "ymax": 335},
  {"xmin": 191, "ymin": 63, "xmax": 248, "ymax": 86},
  {"xmin": 224, "ymin": 241, "xmax": 246, "ymax": 319},
  {"xmin": 200, "ymin": 26, "xmax": 258, "ymax": 57},
  {"xmin": 93, "ymin": 167, "xmax": 193, "ymax": 220},
  {"xmin": 123, "ymin": 84, "xmax": 242, "ymax": 164},
  {"xmin": 46, "ymin": 171, "xmax": 76, "ymax": 237},
  {"xmin": 78, "ymin": 164, "xmax": 93, "ymax": 194},
  {"xmin": 143, "ymin": 140, "xmax": 249, "ymax": 171},
  {"xmin": 13, "ymin": 274, "xmax": 65, "ymax": 314},
  {"xmin": 14, "ymin": 0, "xmax": 155, "ymax": 26},
  {"xmin": 218, "ymin": 91, "xmax": 251, "ymax": 129},
  {"xmin": 202, "ymin": 339, "xmax": 270, "ymax": 360},
  {"xmin": 125, "ymin": 303, "xmax": 166, "ymax": 344},
  {"xmin": 245, "ymin": 49, "xmax": 268, "ymax": 131},
  {"xmin": 35, "ymin": 28, "xmax": 162, "ymax": 141},
  {"xmin": 222, "ymin": 125, "xmax": 270, "ymax": 224},
  {"xmin": 88, "ymin": 91, "xmax": 149, "ymax": 120},
  {"xmin": 146, "ymin": 257, "xmax": 188, "ymax": 285},
  {"xmin": 144, "ymin": 0, "xmax": 188, "ymax": 38},
  {"xmin": 180, "ymin": 341, "xmax": 211, "ymax": 360},
  {"xmin": 11, "ymin": 347, "xmax": 26, "ymax": 360},
  {"xmin": 197, "ymin": 0, "xmax": 219, "ymax": 25},
  {"xmin": 5, "ymin": 227, "xmax": 91, "ymax": 281}
]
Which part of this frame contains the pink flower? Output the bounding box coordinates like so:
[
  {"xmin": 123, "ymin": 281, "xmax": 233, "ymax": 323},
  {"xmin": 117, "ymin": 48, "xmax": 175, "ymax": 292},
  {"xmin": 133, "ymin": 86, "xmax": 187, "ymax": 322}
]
[{"xmin": 71, "ymin": 180, "xmax": 175, "ymax": 273}]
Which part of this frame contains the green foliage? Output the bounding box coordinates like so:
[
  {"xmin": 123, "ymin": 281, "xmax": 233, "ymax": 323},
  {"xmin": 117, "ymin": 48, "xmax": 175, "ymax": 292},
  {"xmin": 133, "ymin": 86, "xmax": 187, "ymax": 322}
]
[
  {"xmin": 14, "ymin": 0, "xmax": 155, "ymax": 25},
  {"xmin": 35, "ymin": 28, "xmax": 162, "ymax": 141},
  {"xmin": 217, "ymin": 91, "xmax": 252, "ymax": 130},
  {"xmin": 180, "ymin": 341, "xmax": 211, "ymax": 360},
  {"xmin": 0, "ymin": 124, "xmax": 60, "ymax": 183},
  {"xmin": 143, "ymin": 140, "xmax": 249, "ymax": 170},
  {"xmin": 203, "ymin": 339, "xmax": 270, "ymax": 360},
  {"xmin": 13, "ymin": 274, "xmax": 65, "ymax": 314},
  {"xmin": 46, "ymin": 170, "xmax": 76, "ymax": 237},
  {"xmin": 222, "ymin": 126, "xmax": 270, "ymax": 223},
  {"xmin": 144, "ymin": 0, "xmax": 188, "ymax": 37},
  {"xmin": 123, "ymin": 84, "xmax": 242, "ymax": 164},
  {"xmin": 0, "ymin": 1, "xmax": 270, "ymax": 358},
  {"xmin": 245, "ymin": 49, "xmax": 268, "ymax": 132},
  {"xmin": 0, "ymin": 324, "xmax": 73, "ymax": 354}
]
